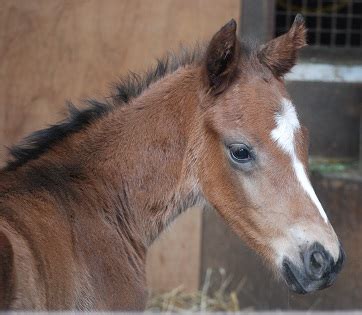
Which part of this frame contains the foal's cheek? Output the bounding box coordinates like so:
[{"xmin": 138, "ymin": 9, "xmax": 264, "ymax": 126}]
[{"xmin": 237, "ymin": 171, "xmax": 273, "ymax": 209}]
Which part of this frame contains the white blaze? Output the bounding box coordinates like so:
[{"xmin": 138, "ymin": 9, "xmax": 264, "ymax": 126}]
[{"xmin": 271, "ymin": 98, "xmax": 329, "ymax": 223}]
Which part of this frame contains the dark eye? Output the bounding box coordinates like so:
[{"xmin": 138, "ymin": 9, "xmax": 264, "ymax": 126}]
[{"xmin": 229, "ymin": 144, "xmax": 252, "ymax": 163}]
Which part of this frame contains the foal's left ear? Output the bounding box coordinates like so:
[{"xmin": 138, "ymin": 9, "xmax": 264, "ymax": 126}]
[
  {"xmin": 203, "ymin": 19, "xmax": 240, "ymax": 95},
  {"xmin": 258, "ymin": 14, "xmax": 307, "ymax": 77}
]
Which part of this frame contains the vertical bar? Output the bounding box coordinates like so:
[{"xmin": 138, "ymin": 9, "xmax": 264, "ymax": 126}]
[
  {"xmin": 346, "ymin": 0, "xmax": 353, "ymax": 47},
  {"xmin": 287, "ymin": 0, "xmax": 292, "ymax": 29},
  {"xmin": 316, "ymin": 0, "xmax": 322, "ymax": 46},
  {"xmin": 302, "ymin": 0, "xmax": 307, "ymax": 16},
  {"xmin": 360, "ymin": 108, "xmax": 362, "ymax": 171},
  {"xmin": 239, "ymin": 0, "xmax": 275, "ymax": 42},
  {"xmin": 302, "ymin": 0, "xmax": 308, "ymax": 43},
  {"xmin": 331, "ymin": 0, "xmax": 337, "ymax": 46}
]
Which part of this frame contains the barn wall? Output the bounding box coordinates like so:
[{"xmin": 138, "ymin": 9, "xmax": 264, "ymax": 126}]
[{"xmin": 0, "ymin": 0, "xmax": 239, "ymax": 292}]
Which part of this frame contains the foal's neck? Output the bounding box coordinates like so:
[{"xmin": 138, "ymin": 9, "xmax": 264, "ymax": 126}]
[{"xmin": 83, "ymin": 67, "xmax": 204, "ymax": 246}]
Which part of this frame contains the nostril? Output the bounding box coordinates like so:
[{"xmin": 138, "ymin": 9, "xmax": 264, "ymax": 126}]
[
  {"xmin": 300, "ymin": 242, "xmax": 343, "ymax": 289},
  {"xmin": 304, "ymin": 244, "xmax": 330, "ymax": 280},
  {"xmin": 310, "ymin": 251, "xmax": 324, "ymax": 273}
]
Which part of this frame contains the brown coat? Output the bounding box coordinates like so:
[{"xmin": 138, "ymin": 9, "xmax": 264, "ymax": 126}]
[{"xmin": 0, "ymin": 16, "xmax": 344, "ymax": 310}]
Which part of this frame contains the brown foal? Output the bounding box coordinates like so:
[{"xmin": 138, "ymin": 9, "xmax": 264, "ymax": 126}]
[{"xmin": 0, "ymin": 15, "xmax": 344, "ymax": 310}]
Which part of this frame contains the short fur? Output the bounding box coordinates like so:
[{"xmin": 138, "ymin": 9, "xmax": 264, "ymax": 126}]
[
  {"xmin": 6, "ymin": 46, "xmax": 206, "ymax": 171},
  {"xmin": 258, "ymin": 14, "xmax": 307, "ymax": 77},
  {"xmin": 0, "ymin": 16, "xmax": 343, "ymax": 310}
]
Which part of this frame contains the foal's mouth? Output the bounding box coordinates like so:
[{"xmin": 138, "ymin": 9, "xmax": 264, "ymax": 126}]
[
  {"xmin": 282, "ymin": 258, "xmax": 337, "ymax": 294},
  {"xmin": 282, "ymin": 260, "xmax": 307, "ymax": 294},
  {"xmin": 281, "ymin": 242, "xmax": 345, "ymax": 294}
]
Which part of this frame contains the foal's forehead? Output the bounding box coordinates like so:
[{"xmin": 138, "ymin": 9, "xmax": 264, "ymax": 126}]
[
  {"xmin": 239, "ymin": 72, "xmax": 287, "ymax": 104},
  {"xmin": 213, "ymin": 72, "xmax": 296, "ymax": 141},
  {"xmin": 233, "ymin": 76, "xmax": 289, "ymax": 123}
]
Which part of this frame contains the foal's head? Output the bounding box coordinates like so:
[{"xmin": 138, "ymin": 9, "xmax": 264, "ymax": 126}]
[{"xmin": 197, "ymin": 15, "xmax": 344, "ymax": 294}]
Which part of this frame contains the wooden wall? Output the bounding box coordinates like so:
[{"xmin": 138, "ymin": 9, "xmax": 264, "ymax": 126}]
[{"xmin": 0, "ymin": 0, "xmax": 239, "ymax": 292}]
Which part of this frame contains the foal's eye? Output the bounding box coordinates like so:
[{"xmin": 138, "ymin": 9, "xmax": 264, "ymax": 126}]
[{"xmin": 229, "ymin": 144, "xmax": 252, "ymax": 163}]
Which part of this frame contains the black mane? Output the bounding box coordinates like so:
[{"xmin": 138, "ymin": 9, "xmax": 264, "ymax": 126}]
[{"xmin": 4, "ymin": 45, "xmax": 205, "ymax": 171}]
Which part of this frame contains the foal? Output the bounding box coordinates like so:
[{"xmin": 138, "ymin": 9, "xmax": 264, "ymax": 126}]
[{"xmin": 0, "ymin": 15, "xmax": 344, "ymax": 310}]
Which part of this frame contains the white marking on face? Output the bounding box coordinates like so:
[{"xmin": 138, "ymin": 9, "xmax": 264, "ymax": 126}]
[
  {"xmin": 272, "ymin": 223, "xmax": 340, "ymax": 265},
  {"xmin": 271, "ymin": 98, "xmax": 329, "ymax": 223}
]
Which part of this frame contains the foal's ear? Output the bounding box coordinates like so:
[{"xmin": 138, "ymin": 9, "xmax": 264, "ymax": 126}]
[
  {"xmin": 203, "ymin": 19, "xmax": 240, "ymax": 95},
  {"xmin": 258, "ymin": 14, "xmax": 307, "ymax": 77}
]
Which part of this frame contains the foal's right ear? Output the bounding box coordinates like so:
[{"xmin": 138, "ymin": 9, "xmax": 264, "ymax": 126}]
[
  {"xmin": 203, "ymin": 19, "xmax": 240, "ymax": 95},
  {"xmin": 258, "ymin": 14, "xmax": 307, "ymax": 77}
]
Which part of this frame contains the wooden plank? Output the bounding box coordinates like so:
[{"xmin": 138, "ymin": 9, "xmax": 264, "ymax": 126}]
[
  {"xmin": 0, "ymin": 0, "xmax": 239, "ymax": 163},
  {"xmin": 0, "ymin": 0, "xmax": 239, "ymax": 292},
  {"xmin": 146, "ymin": 207, "xmax": 203, "ymax": 293}
]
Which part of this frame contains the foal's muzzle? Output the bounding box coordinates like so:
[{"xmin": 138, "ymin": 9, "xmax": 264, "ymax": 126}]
[{"xmin": 282, "ymin": 242, "xmax": 345, "ymax": 294}]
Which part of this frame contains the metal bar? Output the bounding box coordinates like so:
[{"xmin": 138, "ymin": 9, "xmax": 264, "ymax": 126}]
[
  {"xmin": 360, "ymin": 112, "xmax": 362, "ymax": 171},
  {"xmin": 273, "ymin": 0, "xmax": 361, "ymax": 48},
  {"xmin": 316, "ymin": 0, "xmax": 322, "ymax": 46},
  {"xmin": 239, "ymin": 0, "xmax": 275, "ymax": 42},
  {"xmin": 331, "ymin": 1, "xmax": 337, "ymax": 46}
]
